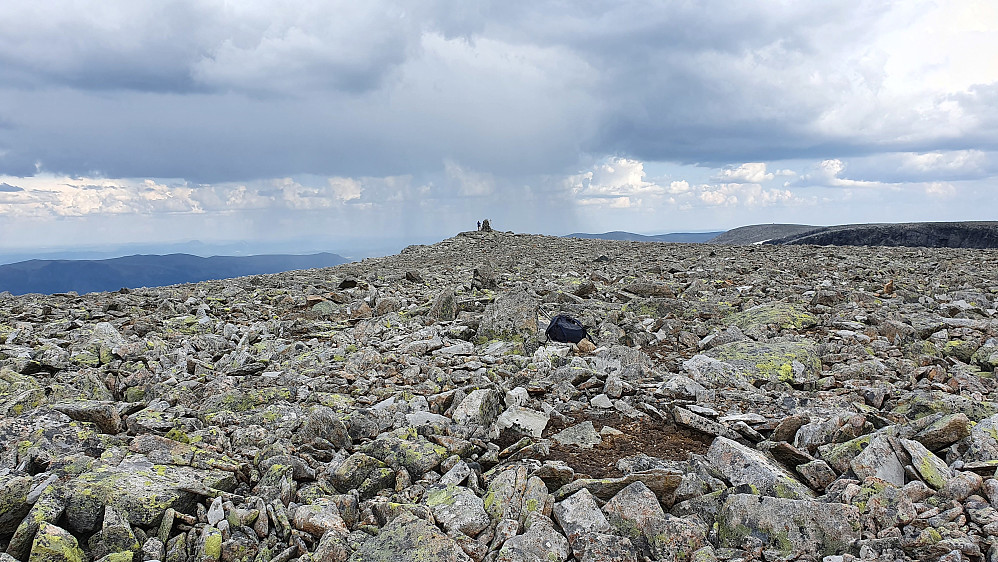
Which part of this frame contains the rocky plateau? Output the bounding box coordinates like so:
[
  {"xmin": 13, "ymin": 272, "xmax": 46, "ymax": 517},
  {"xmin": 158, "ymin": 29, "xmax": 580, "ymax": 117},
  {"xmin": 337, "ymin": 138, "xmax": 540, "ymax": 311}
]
[{"xmin": 3, "ymin": 230, "xmax": 998, "ymax": 562}]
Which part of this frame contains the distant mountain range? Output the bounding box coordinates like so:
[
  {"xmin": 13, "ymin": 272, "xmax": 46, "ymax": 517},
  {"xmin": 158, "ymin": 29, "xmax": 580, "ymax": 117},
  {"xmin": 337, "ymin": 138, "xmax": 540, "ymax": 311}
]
[
  {"xmin": 708, "ymin": 221, "xmax": 998, "ymax": 248},
  {"xmin": 564, "ymin": 231, "xmax": 723, "ymax": 243},
  {"xmin": 568, "ymin": 221, "xmax": 998, "ymax": 249},
  {"xmin": 706, "ymin": 224, "xmax": 819, "ymax": 245},
  {"xmin": 0, "ymin": 253, "xmax": 349, "ymax": 296}
]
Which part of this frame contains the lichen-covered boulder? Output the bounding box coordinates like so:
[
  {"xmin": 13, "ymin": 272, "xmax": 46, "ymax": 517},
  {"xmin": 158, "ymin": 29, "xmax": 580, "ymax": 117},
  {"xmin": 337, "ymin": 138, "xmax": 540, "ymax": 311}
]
[
  {"xmin": 63, "ymin": 459, "xmax": 235, "ymax": 533},
  {"xmin": 707, "ymin": 437, "xmax": 813, "ymax": 499},
  {"xmin": 496, "ymin": 515, "xmax": 569, "ymax": 562},
  {"xmin": 725, "ymin": 302, "xmax": 817, "ymax": 334},
  {"xmin": 29, "ymin": 522, "xmax": 86, "ymax": 562},
  {"xmin": 87, "ymin": 506, "xmax": 139, "ymax": 560},
  {"xmin": 957, "ymin": 413, "xmax": 998, "ymax": 463},
  {"xmin": 360, "ymin": 435, "xmax": 448, "ymax": 476},
  {"xmin": 892, "ymin": 390, "xmax": 998, "ymax": 422},
  {"xmin": 484, "ymin": 465, "xmax": 528, "ymax": 521},
  {"xmin": 0, "ymin": 473, "xmax": 32, "ymax": 534},
  {"xmin": 913, "ymin": 413, "xmax": 972, "ymax": 450},
  {"xmin": 330, "ymin": 453, "xmax": 394, "ymax": 498},
  {"xmin": 348, "ymin": 511, "xmax": 472, "ymax": 562},
  {"xmin": 706, "ymin": 340, "xmax": 821, "ymax": 385},
  {"xmin": 293, "ymin": 497, "xmax": 350, "ymax": 539},
  {"xmin": 424, "ymin": 484, "xmax": 490, "ymax": 536},
  {"xmin": 477, "ymin": 287, "xmax": 539, "ymax": 343},
  {"xmin": 717, "ymin": 494, "xmax": 860, "ymax": 556},
  {"xmin": 899, "ymin": 438, "xmax": 954, "ymax": 489}
]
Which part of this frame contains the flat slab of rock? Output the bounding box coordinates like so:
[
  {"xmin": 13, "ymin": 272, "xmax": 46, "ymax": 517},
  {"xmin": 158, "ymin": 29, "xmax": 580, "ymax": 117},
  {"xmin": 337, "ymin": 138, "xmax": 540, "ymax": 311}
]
[
  {"xmin": 706, "ymin": 437, "xmax": 813, "ymax": 499},
  {"xmin": 360, "ymin": 436, "xmax": 449, "ymax": 475},
  {"xmin": 706, "ymin": 340, "xmax": 821, "ymax": 385},
  {"xmin": 64, "ymin": 459, "xmax": 235, "ymax": 533},
  {"xmin": 674, "ymin": 407, "xmax": 741, "ymax": 440},
  {"xmin": 495, "ymin": 406, "xmax": 549, "ymax": 438},
  {"xmin": 552, "ymin": 469, "xmax": 682, "ymax": 503},
  {"xmin": 348, "ymin": 512, "xmax": 472, "ymax": 561},
  {"xmin": 553, "ymin": 421, "xmax": 602, "ymax": 449},
  {"xmin": 717, "ymin": 494, "xmax": 860, "ymax": 556}
]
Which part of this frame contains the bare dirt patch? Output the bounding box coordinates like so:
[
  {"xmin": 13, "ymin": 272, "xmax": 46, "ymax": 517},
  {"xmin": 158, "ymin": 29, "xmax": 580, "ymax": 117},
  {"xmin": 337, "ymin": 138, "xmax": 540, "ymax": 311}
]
[{"xmin": 542, "ymin": 411, "xmax": 712, "ymax": 479}]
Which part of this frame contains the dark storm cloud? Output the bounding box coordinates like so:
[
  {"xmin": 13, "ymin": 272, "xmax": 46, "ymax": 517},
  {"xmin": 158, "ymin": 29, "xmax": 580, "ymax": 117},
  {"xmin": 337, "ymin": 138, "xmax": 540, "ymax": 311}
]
[{"xmin": 0, "ymin": 0, "xmax": 994, "ymax": 187}]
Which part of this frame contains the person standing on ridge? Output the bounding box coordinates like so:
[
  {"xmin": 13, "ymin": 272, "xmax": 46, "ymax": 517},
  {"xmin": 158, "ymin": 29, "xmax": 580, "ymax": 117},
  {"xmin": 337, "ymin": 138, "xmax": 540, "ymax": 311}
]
[{"xmin": 477, "ymin": 221, "xmax": 481, "ymax": 231}]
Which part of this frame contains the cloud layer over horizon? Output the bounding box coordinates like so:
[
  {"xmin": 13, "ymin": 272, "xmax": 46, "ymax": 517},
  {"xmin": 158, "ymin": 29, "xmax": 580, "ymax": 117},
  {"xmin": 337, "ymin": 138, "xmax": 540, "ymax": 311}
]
[{"xmin": 1, "ymin": 1, "xmax": 996, "ymax": 251}]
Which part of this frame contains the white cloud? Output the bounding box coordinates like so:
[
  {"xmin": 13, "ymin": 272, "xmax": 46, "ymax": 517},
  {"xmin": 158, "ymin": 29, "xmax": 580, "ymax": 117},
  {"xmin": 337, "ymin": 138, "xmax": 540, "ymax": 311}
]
[
  {"xmin": 715, "ymin": 163, "xmax": 774, "ymax": 184},
  {"xmin": 792, "ymin": 159, "xmax": 886, "ymax": 189},
  {"xmin": 925, "ymin": 181, "xmax": 957, "ymax": 198},
  {"xmin": 327, "ymin": 177, "xmax": 364, "ymax": 202},
  {"xmin": 569, "ymin": 158, "xmax": 667, "ymax": 207},
  {"xmin": 443, "ymin": 160, "xmax": 495, "ymax": 196},
  {"xmin": 899, "ymin": 150, "xmax": 988, "ymax": 175}
]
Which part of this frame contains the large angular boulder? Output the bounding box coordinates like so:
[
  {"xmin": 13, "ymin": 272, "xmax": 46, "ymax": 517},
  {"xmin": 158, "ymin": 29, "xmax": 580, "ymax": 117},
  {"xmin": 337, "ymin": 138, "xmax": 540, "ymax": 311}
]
[
  {"xmin": 477, "ymin": 287, "xmax": 539, "ymax": 343},
  {"xmin": 496, "ymin": 515, "xmax": 569, "ymax": 562},
  {"xmin": 64, "ymin": 460, "xmax": 235, "ymax": 533},
  {"xmin": 849, "ymin": 435, "xmax": 904, "ymax": 486},
  {"xmin": 360, "ymin": 436, "xmax": 449, "ymax": 476},
  {"xmin": 552, "ymin": 489, "xmax": 610, "ymax": 544},
  {"xmin": 348, "ymin": 512, "xmax": 472, "ymax": 562},
  {"xmin": 706, "ymin": 340, "xmax": 821, "ymax": 385},
  {"xmin": 725, "ymin": 302, "xmax": 817, "ymax": 333},
  {"xmin": 0, "ymin": 473, "xmax": 32, "ymax": 534},
  {"xmin": 425, "ymin": 484, "xmax": 490, "ymax": 536},
  {"xmin": 717, "ymin": 494, "xmax": 860, "ymax": 556},
  {"xmin": 29, "ymin": 522, "xmax": 87, "ymax": 562},
  {"xmin": 706, "ymin": 437, "xmax": 813, "ymax": 499}
]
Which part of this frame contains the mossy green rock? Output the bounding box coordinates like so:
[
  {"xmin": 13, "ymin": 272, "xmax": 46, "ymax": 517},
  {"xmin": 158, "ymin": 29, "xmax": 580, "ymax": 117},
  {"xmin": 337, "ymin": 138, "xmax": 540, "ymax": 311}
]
[
  {"xmin": 361, "ymin": 436, "xmax": 448, "ymax": 476},
  {"xmin": 706, "ymin": 340, "xmax": 820, "ymax": 384},
  {"xmin": 0, "ymin": 368, "xmax": 47, "ymax": 417},
  {"xmin": 942, "ymin": 340, "xmax": 977, "ymax": 363},
  {"xmin": 725, "ymin": 302, "xmax": 817, "ymax": 332},
  {"xmin": 818, "ymin": 434, "xmax": 872, "ymax": 474},
  {"xmin": 892, "ymin": 390, "xmax": 998, "ymax": 421},
  {"xmin": 0, "ymin": 473, "xmax": 33, "ymax": 533},
  {"xmin": 7, "ymin": 485, "xmax": 67, "ymax": 560},
  {"xmin": 64, "ymin": 460, "xmax": 235, "ymax": 533},
  {"xmin": 28, "ymin": 522, "xmax": 85, "ymax": 562},
  {"xmin": 348, "ymin": 511, "xmax": 472, "ymax": 561},
  {"xmin": 717, "ymin": 494, "xmax": 859, "ymax": 556}
]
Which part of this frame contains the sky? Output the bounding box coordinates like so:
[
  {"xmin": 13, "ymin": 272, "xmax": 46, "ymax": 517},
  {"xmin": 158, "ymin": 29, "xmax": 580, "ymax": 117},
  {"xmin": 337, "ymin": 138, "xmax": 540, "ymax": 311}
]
[{"xmin": 0, "ymin": 1, "xmax": 996, "ymax": 258}]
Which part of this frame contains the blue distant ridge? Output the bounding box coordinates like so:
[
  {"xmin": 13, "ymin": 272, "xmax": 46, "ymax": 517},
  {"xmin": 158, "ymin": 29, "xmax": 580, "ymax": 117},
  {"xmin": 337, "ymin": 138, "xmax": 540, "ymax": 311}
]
[{"xmin": 0, "ymin": 252, "xmax": 349, "ymax": 295}]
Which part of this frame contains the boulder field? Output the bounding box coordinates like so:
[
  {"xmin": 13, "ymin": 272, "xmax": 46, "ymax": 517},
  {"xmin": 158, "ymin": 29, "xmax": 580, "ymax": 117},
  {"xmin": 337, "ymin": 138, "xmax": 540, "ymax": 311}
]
[{"xmin": 2, "ymin": 230, "xmax": 998, "ymax": 562}]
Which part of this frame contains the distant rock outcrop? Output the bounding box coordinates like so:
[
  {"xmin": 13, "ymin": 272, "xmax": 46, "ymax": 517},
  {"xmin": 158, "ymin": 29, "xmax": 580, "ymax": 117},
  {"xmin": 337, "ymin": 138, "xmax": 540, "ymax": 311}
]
[
  {"xmin": 710, "ymin": 221, "xmax": 998, "ymax": 249},
  {"xmin": 766, "ymin": 221, "xmax": 998, "ymax": 249},
  {"xmin": 707, "ymin": 224, "xmax": 818, "ymax": 245}
]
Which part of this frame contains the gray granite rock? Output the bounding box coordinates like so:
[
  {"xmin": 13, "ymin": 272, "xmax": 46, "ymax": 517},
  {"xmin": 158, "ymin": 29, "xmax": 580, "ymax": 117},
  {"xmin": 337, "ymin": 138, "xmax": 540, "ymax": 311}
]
[
  {"xmin": 706, "ymin": 437, "xmax": 814, "ymax": 499},
  {"xmin": 717, "ymin": 494, "xmax": 860, "ymax": 556}
]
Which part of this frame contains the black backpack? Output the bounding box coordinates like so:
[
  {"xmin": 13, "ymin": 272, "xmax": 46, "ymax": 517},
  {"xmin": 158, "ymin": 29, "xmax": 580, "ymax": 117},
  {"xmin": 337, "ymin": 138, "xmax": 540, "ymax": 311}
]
[{"xmin": 545, "ymin": 314, "xmax": 589, "ymax": 343}]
